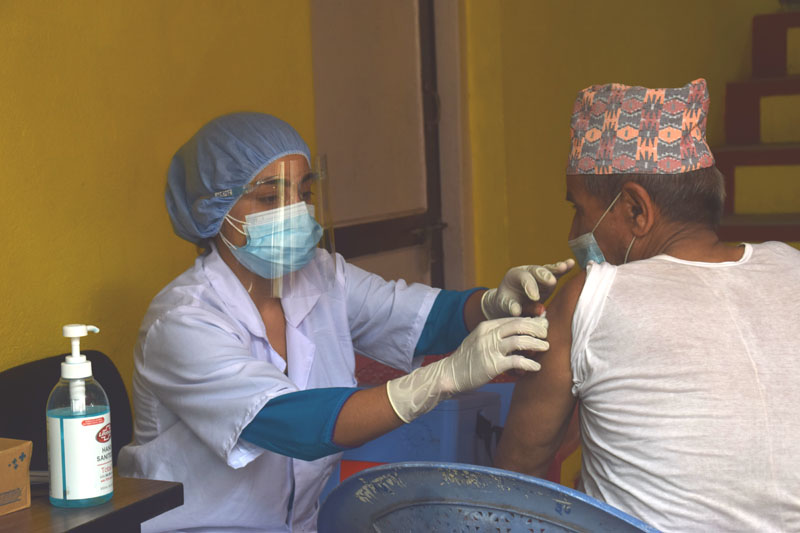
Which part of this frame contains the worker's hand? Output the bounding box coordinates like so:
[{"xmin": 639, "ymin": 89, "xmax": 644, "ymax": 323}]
[
  {"xmin": 481, "ymin": 260, "xmax": 575, "ymax": 319},
  {"xmin": 386, "ymin": 317, "xmax": 547, "ymax": 423}
]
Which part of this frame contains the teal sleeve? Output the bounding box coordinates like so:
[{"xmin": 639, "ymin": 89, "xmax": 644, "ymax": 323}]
[
  {"xmin": 414, "ymin": 287, "xmax": 485, "ymax": 356},
  {"xmin": 240, "ymin": 387, "xmax": 360, "ymax": 461}
]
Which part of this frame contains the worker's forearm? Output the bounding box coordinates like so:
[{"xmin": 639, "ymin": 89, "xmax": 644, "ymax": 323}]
[
  {"xmin": 241, "ymin": 386, "xmax": 404, "ymax": 460},
  {"xmin": 463, "ymin": 289, "xmax": 488, "ymax": 331},
  {"xmin": 332, "ymin": 385, "xmax": 404, "ymax": 448}
]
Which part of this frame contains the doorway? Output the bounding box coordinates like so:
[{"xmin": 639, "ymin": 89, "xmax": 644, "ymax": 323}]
[{"xmin": 310, "ymin": 0, "xmax": 472, "ymax": 289}]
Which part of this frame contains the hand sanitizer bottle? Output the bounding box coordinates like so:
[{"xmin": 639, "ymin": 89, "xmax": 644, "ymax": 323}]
[{"xmin": 46, "ymin": 324, "xmax": 113, "ymax": 507}]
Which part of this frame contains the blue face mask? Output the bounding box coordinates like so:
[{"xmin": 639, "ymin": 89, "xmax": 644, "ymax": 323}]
[
  {"xmin": 567, "ymin": 192, "xmax": 622, "ymax": 269},
  {"xmin": 221, "ymin": 202, "xmax": 323, "ymax": 279}
]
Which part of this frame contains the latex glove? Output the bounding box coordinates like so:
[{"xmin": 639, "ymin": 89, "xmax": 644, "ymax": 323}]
[
  {"xmin": 386, "ymin": 317, "xmax": 547, "ymax": 423},
  {"xmin": 481, "ymin": 259, "xmax": 576, "ymax": 319}
]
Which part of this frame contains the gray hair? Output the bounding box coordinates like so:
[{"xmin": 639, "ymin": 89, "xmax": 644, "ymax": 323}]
[{"xmin": 582, "ymin": 166, "xmax": 726, "ymax": 229}]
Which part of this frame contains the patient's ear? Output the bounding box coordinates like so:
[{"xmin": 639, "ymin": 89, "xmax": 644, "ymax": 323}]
[{"xmin": 620, "ymin": 182, "xmax": 655, "ymax": 236}]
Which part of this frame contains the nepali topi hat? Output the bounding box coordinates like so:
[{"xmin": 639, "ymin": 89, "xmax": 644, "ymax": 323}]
[{"xmin": 566, "ymin": 78, "xmax": 714, "ymax": 175}]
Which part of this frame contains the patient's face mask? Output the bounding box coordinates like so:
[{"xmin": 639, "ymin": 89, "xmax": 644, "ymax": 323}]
[{"xmin": 567, "ymin": 192, "xmax": 622, "ymax": 269}]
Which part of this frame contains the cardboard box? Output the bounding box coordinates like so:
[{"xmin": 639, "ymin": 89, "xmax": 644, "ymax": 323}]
[{"xmin": 0, "ymin": 438, "xmax": 32, "ymax": 517}]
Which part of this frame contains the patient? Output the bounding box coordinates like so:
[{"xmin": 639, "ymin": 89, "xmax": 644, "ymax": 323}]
[{"xmin": 495, "ymin": 79, "xmax": 800, "ymax": 532}]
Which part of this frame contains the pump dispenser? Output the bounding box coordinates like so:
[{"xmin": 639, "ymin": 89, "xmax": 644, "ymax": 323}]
[
  {"xmin": 61, "ymin": 324, "xmax": 98, "ymax": 413},
  {"xmin": 46, "ymin": 324, "xmax": 113, "ymax": 507}
]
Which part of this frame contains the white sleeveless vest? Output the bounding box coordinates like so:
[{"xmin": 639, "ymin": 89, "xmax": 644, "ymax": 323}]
[{"xmin": 571, "ymin": 242, "xmax": 800, "ymax": 532}]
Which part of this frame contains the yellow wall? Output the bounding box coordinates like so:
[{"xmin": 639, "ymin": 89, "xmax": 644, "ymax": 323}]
[
  {"xmin": 0, "ymin": 1, "xmax": 316, "ymax": 392},
  {"xmin": 1, "ymin": 1, "xmax": 788, "ymax": 407},
  {"xmin": 463, "ymin": 0, "xmax": 780, "ymax": 285}
]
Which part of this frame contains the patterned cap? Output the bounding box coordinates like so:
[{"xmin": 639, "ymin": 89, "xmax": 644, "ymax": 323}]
[{"xmin": 566, "ymin": 78, "xmax": 714, "ymax": 174}]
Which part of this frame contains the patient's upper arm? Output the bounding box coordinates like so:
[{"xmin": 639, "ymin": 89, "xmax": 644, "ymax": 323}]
[{"xmin": 494, "ymin": 271, "xmax": 585, "ymax": 477}]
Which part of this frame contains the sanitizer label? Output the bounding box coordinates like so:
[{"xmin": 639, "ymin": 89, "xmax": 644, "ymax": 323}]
[{"xmin": 47, "ymin": 411, "xmax": 113, "ymax": 500}]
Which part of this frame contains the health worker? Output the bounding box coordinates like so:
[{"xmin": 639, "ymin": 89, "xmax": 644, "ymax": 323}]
[{"xmin": 118, "ymin": 112, "xmax": 574, "ymax": 532}]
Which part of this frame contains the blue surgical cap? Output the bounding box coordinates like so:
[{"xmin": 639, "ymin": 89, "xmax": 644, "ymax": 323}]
[{"xmin": 166, "ymin": 112, "xmax": 311, "ymax": 244}]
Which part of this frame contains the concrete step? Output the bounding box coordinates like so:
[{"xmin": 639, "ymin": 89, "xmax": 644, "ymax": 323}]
[
  {"xmin": 792, "ymin": 27, "xmax": 800, "ymax": 75},
  {"xmin": 718, "ymin": 213, "xmax": 800, "ymax": 243},
  {"xmin": 753, "ymin": 11, "xmax": 800, "ymax": 77},
  {"xmin": 724, "ymin": 76, "xmax": 800, "ymax": 145},
  {"xmin": 735, "ymin": 164, "xmax": 800, "ymax": 214},
  {"xmin": 714, "ymin": 143, "xmax": 800, "ymax": 213},
  {"xmin": 715, "ymin": 11, "xmax": 800, "ymax": 247},
  {"xmin": 761, "ymin": 93, "xmax": 800, "ymax": 143}
]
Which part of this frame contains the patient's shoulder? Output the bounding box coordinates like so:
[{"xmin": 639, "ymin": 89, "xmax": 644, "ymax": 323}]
[{"xmin": 547, "ymin": 271, "xmax": 586, "ymax": 319}]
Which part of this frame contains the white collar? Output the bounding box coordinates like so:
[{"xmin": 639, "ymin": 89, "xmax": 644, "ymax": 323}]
[{"xmin": 201, "ymin": 243, "xmax": 325, "ymax": 335}]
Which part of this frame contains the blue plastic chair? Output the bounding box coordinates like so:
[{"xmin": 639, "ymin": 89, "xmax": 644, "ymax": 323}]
[{"xmin": 318, "ymin": 462, "xmax": 659, "ymax": 532}]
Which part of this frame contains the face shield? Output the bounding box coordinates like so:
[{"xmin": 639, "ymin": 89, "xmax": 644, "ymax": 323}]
[{"xmin": 218, "ymin": 155, "xmax": 336, "ymax": 297}]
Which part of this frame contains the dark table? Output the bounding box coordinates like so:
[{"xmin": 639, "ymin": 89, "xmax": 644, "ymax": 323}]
[{"xmin": 0, "ymin": 475, "xmax": 183, "ymax": 533}]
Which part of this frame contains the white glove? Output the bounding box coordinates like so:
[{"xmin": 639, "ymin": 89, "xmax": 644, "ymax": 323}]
[
  {"xmin": 386, "ymin": 317, "xmax": 548, "ymax": 423},
  {"xmin": 481, "ymin": 260, "xmax": 575, "ymax": 319}
]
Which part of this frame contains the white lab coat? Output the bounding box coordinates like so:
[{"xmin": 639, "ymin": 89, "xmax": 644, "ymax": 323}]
[{"xmin": 118, "ymin": 245, "xmax": 439, "ymax": 532}]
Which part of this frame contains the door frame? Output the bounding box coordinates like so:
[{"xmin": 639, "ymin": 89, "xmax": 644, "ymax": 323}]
[{"xmin": 316, "ymin": 0, "xmax": 474, "ymax": 289}]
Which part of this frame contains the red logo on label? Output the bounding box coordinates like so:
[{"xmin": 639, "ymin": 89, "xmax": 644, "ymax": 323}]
[
  {"xmin": 81, "ymin": 417, "xmax": 105, "ymax": 426},
  {"xmin": 96, "ymin": 424, "xmax": 111, "ymax": 443}
]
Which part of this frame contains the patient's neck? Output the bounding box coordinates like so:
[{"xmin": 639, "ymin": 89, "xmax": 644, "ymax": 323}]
[{"xmin": 647, "ymin": 223, "xmax": 744, "ymax": 263}]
